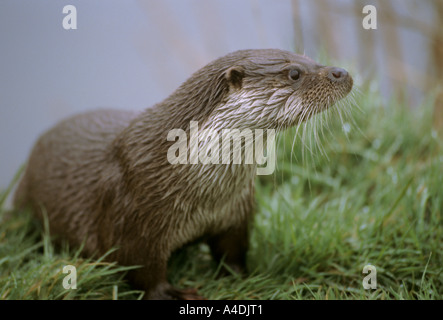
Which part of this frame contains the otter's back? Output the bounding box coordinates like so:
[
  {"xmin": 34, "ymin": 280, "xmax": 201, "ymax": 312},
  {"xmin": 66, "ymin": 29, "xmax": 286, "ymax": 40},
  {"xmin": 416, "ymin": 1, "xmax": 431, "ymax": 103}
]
[{"xmin": 14, "ymin": 109, "xmax": 139, "ymax": 244}]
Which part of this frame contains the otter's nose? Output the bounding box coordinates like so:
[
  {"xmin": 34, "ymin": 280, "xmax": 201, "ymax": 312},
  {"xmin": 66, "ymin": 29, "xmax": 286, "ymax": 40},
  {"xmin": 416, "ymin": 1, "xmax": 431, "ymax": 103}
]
[{"xmin": 327, "ymin": 67, "xmax": 349, "ymax": 82}]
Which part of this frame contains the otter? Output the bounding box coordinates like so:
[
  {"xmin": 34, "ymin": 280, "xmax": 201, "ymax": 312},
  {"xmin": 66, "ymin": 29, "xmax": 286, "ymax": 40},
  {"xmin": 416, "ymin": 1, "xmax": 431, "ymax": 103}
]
[{"xmin": 14, "ymin": 49, "xmax": 353, "ymax": 299}]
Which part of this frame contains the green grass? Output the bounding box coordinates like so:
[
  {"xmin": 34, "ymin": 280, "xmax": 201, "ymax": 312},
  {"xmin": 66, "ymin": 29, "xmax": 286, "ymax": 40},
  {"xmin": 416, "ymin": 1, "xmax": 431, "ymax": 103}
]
[{"xmin": 1, "ymin": 88, "xmax": 442, "ymax": 299}]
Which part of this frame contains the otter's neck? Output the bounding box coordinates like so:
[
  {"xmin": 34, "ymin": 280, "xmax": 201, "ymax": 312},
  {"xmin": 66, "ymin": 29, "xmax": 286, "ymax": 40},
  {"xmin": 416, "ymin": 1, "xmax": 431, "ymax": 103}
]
[{"xmin": 112, "ymin": 106, "xmax": 259, "ymax": 209}]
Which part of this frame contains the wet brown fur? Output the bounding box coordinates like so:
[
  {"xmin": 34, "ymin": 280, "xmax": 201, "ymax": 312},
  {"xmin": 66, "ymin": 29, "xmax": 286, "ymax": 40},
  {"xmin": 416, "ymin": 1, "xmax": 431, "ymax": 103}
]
[{"xmin": 14, "ymin": 49, "xmax": 353, "ymax": 299}]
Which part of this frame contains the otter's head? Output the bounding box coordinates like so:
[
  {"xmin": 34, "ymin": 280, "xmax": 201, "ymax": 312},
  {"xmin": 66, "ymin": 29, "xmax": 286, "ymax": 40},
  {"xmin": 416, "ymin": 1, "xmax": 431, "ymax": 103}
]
[
  {"xmin": 196, "ymin": 49, "xmax": 353, "ymax": 131},
  {"xmin": 163, "ymin": 49, "xmax": 352, "ymax": 132}
]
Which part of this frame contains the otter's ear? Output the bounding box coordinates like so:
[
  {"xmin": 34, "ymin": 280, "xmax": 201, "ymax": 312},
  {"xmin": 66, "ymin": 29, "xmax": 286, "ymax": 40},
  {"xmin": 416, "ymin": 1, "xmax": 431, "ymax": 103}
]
[{"xmin": 225, "ymin": 66, "xmax": 244, "ymax": 89}]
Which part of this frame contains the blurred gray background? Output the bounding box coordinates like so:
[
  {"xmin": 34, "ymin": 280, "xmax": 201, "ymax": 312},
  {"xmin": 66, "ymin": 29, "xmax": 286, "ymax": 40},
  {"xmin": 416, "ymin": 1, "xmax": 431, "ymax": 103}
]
[{"xmin": 0, "ymin": 0, "xmax": 439, "ymax": 190}]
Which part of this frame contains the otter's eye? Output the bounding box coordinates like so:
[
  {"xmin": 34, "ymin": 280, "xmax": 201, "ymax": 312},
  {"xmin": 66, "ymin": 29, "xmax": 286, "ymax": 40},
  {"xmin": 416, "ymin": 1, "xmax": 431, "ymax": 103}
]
[{"xmin": 288, "ymin": 68, "xmax": 301, "ymax": 81}]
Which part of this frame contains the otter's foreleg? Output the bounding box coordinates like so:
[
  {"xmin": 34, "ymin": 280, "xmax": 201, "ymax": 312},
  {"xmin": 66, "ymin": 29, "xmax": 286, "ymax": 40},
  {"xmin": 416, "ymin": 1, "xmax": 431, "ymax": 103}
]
[
  {"xmin": 207, "ymin": 222, "xmax": 250, "ymax": 275},
  {"xmin": 207, "ymin": 185, "xmax": 255, "ymax": 276},
  {"xmin": 126, "ymin": 238, "xmax": 205, "ymax": 300}
]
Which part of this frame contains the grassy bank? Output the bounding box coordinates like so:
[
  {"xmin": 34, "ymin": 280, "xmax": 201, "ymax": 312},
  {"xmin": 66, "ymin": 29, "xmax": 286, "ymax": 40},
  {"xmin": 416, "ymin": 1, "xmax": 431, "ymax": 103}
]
[{"xmin": 1, "ymin": 89, "xmax": 441, "ymax": 299}]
